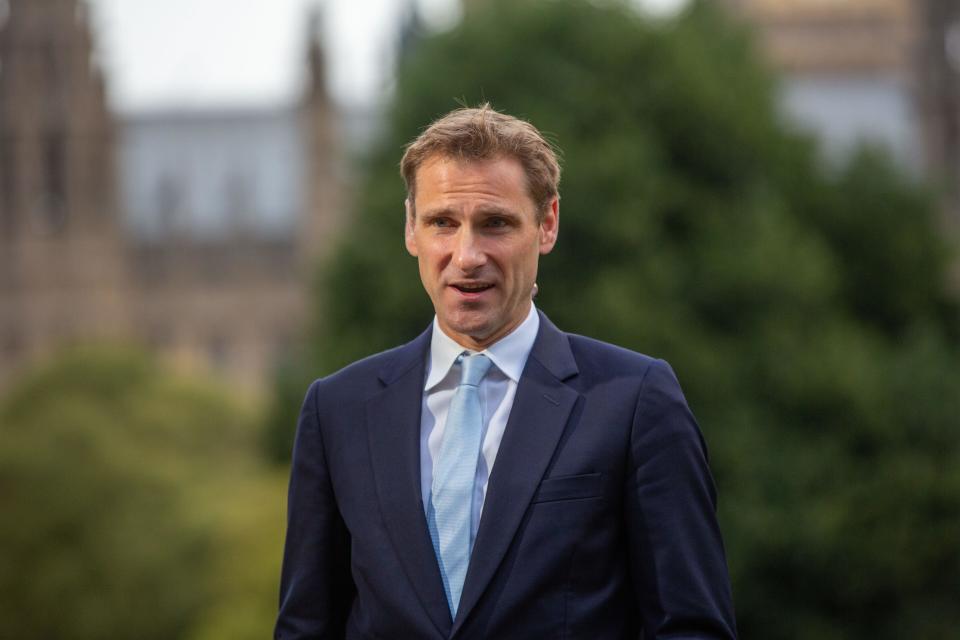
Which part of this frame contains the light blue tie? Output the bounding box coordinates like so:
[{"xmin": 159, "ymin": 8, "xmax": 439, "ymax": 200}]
[{"xmin": 428, "ymin": 352, "xmax": 493, "ymax": 616}]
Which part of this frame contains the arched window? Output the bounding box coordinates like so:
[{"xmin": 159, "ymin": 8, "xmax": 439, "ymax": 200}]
[
  {"xmin": 1, "ymin": 134, "xmax": 16, "ymax": 233},
  {"xmin": 32, "ymin": 130, "xmax": 68, "ymax": 234},
  {"xmin": 156, "ymin": 174, "xmax": 186, "ymax": 235}
]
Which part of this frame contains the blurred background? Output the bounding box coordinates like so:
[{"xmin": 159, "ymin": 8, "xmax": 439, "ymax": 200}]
[{"xmin": 1, "ymin": 0, "xmax": 958, "ymax": 638}]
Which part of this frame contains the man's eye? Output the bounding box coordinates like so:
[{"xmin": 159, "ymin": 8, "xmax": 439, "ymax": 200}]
[
  {"xmin": 486, "ymin": 218, "xmax": 509, "ymax": 228},
  {"xmin": 429, "ymin": 218, "xmax": 452, "ymax": 227}
]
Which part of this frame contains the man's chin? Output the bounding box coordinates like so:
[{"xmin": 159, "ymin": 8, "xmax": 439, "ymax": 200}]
[{"xmin": 438, "ymin": 313, "xmax": 497, "ymax": 345}]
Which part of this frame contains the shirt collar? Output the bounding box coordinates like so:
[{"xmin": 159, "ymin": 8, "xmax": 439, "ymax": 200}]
[{"xmin": 425, "ymin": 303, "xmax": 540, "ymax": 390}]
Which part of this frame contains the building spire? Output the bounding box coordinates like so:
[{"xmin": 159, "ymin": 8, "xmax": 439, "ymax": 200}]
[{"xmin": 305, "ymin": 2, "xmax": 329, "ymax": 104}]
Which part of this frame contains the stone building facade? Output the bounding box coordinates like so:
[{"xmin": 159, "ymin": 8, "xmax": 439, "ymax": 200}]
[
  {"xmin": 0, "ymin": 0, "xmax": 342, "ymax": 393},
  {"xmin": 722, "ymin": 0, "xmax": 960, "ymax": 220}
]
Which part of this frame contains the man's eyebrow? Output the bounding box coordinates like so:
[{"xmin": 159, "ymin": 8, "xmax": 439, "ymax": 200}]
[
  {"xmin": 417, "ymin": 207, "xmax": 455, "ymax": 220},
  {"xmin": 473, "ymin": 206, "xmax": 523, "ymax": 218},
  {"xmin": 416, "ymin": 205, "xmax": 524, "ymax": 220}
]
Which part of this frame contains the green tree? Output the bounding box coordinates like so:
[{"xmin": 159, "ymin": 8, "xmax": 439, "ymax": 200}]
[
  {"xmin": 0, "ymin": 346, "xmax": 285, "ymax": 640},
  {"xmin": 286, "ymin": 0, "xmax": 960, "ymax": 637}
]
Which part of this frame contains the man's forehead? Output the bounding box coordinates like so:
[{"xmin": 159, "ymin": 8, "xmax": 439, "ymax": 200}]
[
  {"xmin": 412, "ymin": 155, "xmax": 531, "ymax": 207},
  {"xmin": 417, "ymin": 152, "xmax": 520, "ymax": 174},
  {"xmin": 414, "ymin": 154, "xmax": 530, "ymax": 195}
]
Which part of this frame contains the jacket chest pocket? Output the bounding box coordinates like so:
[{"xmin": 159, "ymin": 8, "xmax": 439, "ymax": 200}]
[{"xmin": 531, "ymin": 472, "xmax": 605, "ymax": 503}]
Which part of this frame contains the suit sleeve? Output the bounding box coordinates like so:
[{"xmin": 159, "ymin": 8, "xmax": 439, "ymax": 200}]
[
  {"xmin": 275, "ymin": 379, "xmax": 355, "ymax": 640},
  {"xmin": 625, "ymin": 359, "xmax": 738, "ymax": 639}
]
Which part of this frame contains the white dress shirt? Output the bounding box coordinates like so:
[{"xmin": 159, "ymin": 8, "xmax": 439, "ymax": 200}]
[{"xmin": 420, "ymin": 303, "xmax": 540, "ymax": 547}]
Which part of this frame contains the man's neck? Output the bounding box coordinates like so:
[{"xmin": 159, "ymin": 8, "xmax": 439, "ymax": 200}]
[{"xmin": 440, "ymin": 303, "xmax": 534, "ymax": 352}]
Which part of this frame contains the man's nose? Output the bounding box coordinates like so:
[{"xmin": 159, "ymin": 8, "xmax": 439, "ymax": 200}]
[{"xmin": 455, "ymin": 228, "xmax": 486, "ymax": 272}]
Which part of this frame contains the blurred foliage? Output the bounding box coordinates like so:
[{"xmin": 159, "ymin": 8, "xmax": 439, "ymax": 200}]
[
  {"xmin": 0, "ymin": 346, "xmax": 285, "ymax": 640},
  {"xmin": 265, "ymin": 0, "xmax": 960, "ymax": 637},
  {"xmin": 261, "ymin": 355, "xmax": 315, "ymax": 466}
]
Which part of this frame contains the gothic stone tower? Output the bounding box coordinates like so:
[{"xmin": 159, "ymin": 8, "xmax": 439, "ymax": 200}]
[
  {"xmin": 0, "ymin": 0, "xmax": 132, "ymax": 389},
  {"xmin": 915, "ymin": 0, "xmax": 960, "ymax": 223},
  {"xmin": 720, "ymin": 0, "xmax": 960, "ymax": 224},
  {"xmin": 300, "ymin": 6, "xmax": 343, "ymax": 270},
  {"xmin": 718, "ymin": 0, "xmax": 917, "ymax": 74}
]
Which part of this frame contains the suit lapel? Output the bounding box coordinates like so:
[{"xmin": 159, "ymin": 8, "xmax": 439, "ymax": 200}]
[
  {"xmin": 451, "ymin": 313, "xmax": 580, "ymax": 636},
  {"xmin": 366, "ymin": 328, "xmax": 452, "ymax": 637}
]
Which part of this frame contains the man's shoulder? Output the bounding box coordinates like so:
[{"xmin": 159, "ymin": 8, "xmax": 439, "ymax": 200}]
[
  {"xmin": 306, "ymin": 332, "xmax": 428, "ymax": 404},
  {"xmin": 559, "ymin": 330, "xmax": 692, "ymax": 423},
  {"xmin": 311, "ymin": 345, "xmax": 406, "ymax": 391},
  {"xmin": 534, "ymin": 311, "xmax": 663, "ymax": 383},
  {"xmin": 561, "ymin": 331, "xmax": 661, "ymax": 377}
]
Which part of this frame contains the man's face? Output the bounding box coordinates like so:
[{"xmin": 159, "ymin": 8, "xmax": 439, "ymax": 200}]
[{"xmin": 405, "ymin": 154, "xmax": 559, "ymax": 350}]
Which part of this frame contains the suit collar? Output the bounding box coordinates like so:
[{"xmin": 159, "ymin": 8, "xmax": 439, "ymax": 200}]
[
  {"xmin": 425, "ymin": 303, "xmax": 541, "ymax": 389},
  {"xmin": 528, "ymin": 309, "xmax": 579, "ymax": 382},
  {"xmin": 379, "ymin": 308, "xmax": 572, "ymax": 385},
  {"xmin": 376, "ymin": 325, "xmax": 432, "ymax": 386},
  {"xmin": 374, "ymin": 306, "xmax": 576, "ymax": 394}
]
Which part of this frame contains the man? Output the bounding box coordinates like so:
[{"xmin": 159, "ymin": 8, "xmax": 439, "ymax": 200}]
[{"xmin": 276, "ymin": 105, "xmax": 737, "ymax": 639}]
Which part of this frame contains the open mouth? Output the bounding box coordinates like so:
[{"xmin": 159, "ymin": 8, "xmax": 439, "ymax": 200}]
[{"xmin": 452, "ymin": 283, "xmax": 494, "ymax": 294}]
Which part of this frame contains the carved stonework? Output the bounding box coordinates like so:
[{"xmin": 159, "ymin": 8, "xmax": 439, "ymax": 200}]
[
  {"xmin": 0, "ymin": 0, "xmax": 132, "ymax": 389},
  {"xmin": 724, "ymin": 0, "xmax": 960, "ymax": 224},
  {"xmin": 721, "ymin": 0, "xmax": 917, "ymax": 73},
  {"xmin": 0, "ymin": 0, "xmax": 343, "ymax": 393}
]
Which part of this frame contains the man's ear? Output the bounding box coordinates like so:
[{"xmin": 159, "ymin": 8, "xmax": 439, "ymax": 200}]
[
  {"xmin": 404, "ymin": 199, "xmax": 418, "ymax": 257},
  {"xmin": 538, "ymin": 197, "xmax": 560, "ymax": 255}
]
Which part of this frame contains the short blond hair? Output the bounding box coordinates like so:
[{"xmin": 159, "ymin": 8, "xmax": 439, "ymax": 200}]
[{"xmin": 400, "ymin": 104, "xmax": 561, "ymax": 221}]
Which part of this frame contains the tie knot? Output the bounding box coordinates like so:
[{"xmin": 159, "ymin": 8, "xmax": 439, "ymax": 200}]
[{"xmin": 458, "ymin": 353, "xmax": 492, "ymax": 387}]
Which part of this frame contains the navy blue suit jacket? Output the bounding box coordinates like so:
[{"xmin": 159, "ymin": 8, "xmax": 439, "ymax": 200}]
[{"xmin": 276, "ymin": 312, "xmax": 737, "ymax": 639}]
